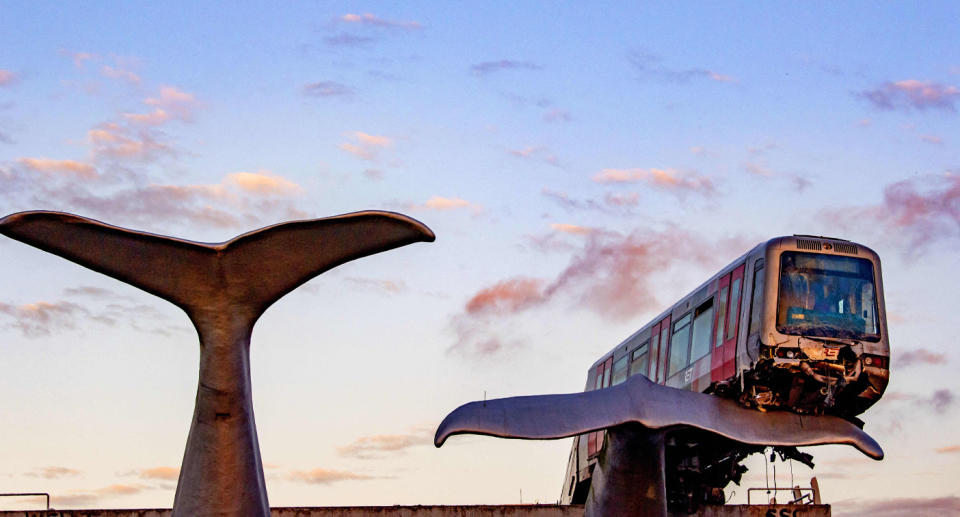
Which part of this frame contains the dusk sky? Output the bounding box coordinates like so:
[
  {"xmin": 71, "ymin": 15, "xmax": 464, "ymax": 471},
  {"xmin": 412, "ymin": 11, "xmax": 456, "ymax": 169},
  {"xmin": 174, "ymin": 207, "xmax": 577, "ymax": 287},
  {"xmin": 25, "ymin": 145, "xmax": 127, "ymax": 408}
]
[{"xmin": 1, "ymin": 3, "xmax": 958, "ymax": 515}]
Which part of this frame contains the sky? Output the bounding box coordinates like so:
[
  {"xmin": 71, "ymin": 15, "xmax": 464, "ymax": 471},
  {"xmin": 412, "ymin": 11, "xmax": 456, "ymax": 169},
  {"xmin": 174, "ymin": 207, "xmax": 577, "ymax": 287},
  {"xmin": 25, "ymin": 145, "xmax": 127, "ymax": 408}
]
[{"xmin": 0, "ymin": 2, "xmax": 958, "ymax": 515}]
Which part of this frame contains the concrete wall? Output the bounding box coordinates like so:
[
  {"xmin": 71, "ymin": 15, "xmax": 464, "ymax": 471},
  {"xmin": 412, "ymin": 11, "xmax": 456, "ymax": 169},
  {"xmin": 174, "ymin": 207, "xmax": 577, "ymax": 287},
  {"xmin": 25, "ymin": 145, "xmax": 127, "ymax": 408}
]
[{"xmin": 0, "ymin": 505, "xmax": 829, "ymax": 517}]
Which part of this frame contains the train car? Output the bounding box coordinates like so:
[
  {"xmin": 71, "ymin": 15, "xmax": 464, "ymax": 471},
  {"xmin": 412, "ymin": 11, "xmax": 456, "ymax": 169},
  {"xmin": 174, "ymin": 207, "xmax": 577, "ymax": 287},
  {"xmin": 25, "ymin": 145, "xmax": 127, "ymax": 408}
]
[{"xmin": 561, "ymin": 235, "xmax": 889, "ymax": 508}]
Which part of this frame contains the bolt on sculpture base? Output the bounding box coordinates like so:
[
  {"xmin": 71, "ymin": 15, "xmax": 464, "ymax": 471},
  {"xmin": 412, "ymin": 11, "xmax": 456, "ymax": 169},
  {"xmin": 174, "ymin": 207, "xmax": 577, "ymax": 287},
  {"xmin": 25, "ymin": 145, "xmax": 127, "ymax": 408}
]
[{"xmin": 0, "ymin": 210, "xmax": 435, "ymax": 516}]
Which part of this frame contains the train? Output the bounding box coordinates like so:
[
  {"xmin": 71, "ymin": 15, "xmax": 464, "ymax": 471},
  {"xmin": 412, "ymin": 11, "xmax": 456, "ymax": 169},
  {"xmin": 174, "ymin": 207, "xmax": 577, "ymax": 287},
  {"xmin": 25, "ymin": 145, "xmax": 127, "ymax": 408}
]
[{"xmin": 560, "ymin": 235, "xmax": 889, "ymax": 509}]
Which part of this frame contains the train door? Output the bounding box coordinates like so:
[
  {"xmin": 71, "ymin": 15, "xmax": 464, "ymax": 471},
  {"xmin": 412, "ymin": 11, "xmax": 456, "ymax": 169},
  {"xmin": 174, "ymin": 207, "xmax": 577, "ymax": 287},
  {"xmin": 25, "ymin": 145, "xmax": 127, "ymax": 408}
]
[
  {"xmin": 713, "ymin": 265, "xmax": 745, "ymax": 381},
  {"xmin": 587, "ymin": 356, "xmax": 613, "ymax": 457},
  {"xmin": 655, "ymin": 316, "xmax": 671, "ymax": 384}
]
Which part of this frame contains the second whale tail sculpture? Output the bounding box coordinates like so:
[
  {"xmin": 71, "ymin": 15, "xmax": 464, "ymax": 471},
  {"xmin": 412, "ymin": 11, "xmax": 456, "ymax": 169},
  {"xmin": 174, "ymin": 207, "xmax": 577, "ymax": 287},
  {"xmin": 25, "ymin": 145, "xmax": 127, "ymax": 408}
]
[
  {"xmin": 1, "ymin": 210, "xmax": 435, "ymax": 516},
  {"xmin": 436, "ymin": 373, "xmax": 882, "ymax": 517}
]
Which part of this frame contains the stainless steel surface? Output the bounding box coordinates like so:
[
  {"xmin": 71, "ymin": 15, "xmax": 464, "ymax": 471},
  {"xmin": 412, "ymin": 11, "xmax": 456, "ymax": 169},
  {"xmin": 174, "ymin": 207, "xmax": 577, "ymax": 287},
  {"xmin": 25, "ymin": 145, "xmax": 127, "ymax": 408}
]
[
  {"xmin": 584, "ymin": 425, "xmax": 667, "ymax": 517},
  {"xmin": 1, "ymin": 210, "xmax": 435, "ymax": 517},
  {"xmin": 435, "ymin": 373, "xmax": 883, "ymax": 460}
]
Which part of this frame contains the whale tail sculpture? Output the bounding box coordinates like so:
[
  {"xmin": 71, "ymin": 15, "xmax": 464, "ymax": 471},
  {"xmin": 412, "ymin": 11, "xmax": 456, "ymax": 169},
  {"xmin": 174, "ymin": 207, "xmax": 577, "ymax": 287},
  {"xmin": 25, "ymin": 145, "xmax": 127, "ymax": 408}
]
[
  {"xmin": 436, "ymin": 373, "xmax": 882, "ymax": 517},
  {"xmin": 1, "ymin": 210, "xmax": 435, "ymax": 516}
]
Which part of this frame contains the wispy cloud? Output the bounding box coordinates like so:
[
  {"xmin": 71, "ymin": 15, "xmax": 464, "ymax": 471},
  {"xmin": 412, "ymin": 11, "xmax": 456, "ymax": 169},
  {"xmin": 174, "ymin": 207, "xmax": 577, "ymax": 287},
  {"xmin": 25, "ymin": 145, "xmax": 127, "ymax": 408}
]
[
  {"xmin": 122, "ymin": 466, "xmax": 179, "ymax": 481},
  {"xmin": 26, "ymin": 466, "xmax": 82, "ymax": 479},
  {"xmin": 629, "ymin": 51, "xmax": 736, "ymax": 84},
  {"xmin": 340, "ymin": 13, "xmax": 421, "ymax": 30},
  {"xmin": 920, "ymin": 134, "xmax": 944, "ymax": 145},
  {"xmin": 471, "ymin": 60, "xmax": 542, "ymax": 76},
  {"xmin": 404, "ymin": 196, "xmax": 481, "ymax": 213},
  {"xmin": 928, "ymin": 389, "xmax": 955, "ymax": 413},
  {"xmin": 225, "ymin": 170, "xmax": 302, "ymax": 195},
  {"xmin": 101, "ymin": 65, "xmax": 141, "ymax": 85},
  {"xmin": 824, "ymin": 173, "xmax": 960, "ymax": 251},
  {"xmin": 302, "ymin": 81, "xmax": 354, "ymax": 98},
  {"xmin": 88, "ymin": 122, "xmax": 172, "ymax": 161},
  {"xmin": 344, "ymin": 277, "xmax": 407, "ymax": 295},
  {"xmin": 449, "ymin": 229, "xmax": 748, "ymax": 356},
  {"xmin": 16, "ymin": 157, "xmax": 98, "ymax": 178},
  {"xmin": 509, "ymin": 146, "xmax": 560, "ymax": 167},
  {"xmin": 337, "ymin": 429, "xmax": 431, "ymax": 459},
  {"xmin": 52, "ymin": 483, "xmax": 150, "ymax": 507},
  {"xmin": 860, "ymin": 79, "xmax": 960, "ymax": 112},
  {"xmin": 543, "ymin": 108, "xmax": 572, "ymax": 123},
  {"xmin": 142, "ymin": 86, "xmax": 201, "ymax": 122},
  {"xmin": 323, "ymin": 33, "xmax": 375, "ymax": 48},
  {"xmin": 550, "ymin": 223, "xmax": 595, "ymax": 235},
  {"xmin": 288, "ymin": 468, "xmax": 375, "ymax": 485},
  {"xmin": 0, "ymin": 301, "xmax": 88, "ymax": 337},
  {"xmin": 0, "ymin": 69, "xmax": 18, "ymax": 87},
  {"xmin": 897, "ymin": 348, "xmax": 947, "ymax": 367},
  {"xmin": 59, "ymin": 49, "xmax": 97, "ymax": 69},
  {"xmin": 935, "ymin": 444, "xmax": 960, "ymax": 454},
  {"xmin": 835, "ymin": 496, "xmax": 960, "ymax": 517},
  {"xmin": 338, "ymin": 131, "xmax": 393, "ymax": 161},
  {"xmin": 541, "ymin": 188, "xmax": 638, "ymax": 215},
  {"xmin": 593, "ymin": 168, "xmax": 715, "ymax": 196}
]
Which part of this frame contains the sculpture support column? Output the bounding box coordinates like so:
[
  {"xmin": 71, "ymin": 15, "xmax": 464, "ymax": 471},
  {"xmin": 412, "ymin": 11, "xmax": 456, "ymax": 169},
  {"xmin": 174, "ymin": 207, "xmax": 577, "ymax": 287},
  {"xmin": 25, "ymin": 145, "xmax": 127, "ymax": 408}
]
[
  {"xmin": 174, "ymin": 307, "xmax": 268, "ymax": 516},
  {"xmin": 585, "ymin": 424, "xmax": 667, "ymax": 517}
]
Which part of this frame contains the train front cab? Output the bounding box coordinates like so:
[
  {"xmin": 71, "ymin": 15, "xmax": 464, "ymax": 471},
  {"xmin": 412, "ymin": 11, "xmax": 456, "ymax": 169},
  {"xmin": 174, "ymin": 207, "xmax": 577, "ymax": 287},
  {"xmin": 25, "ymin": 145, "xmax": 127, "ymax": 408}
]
[{"xmin": 745, "ymin": 236, "xmax": 890, "ymax": 418}]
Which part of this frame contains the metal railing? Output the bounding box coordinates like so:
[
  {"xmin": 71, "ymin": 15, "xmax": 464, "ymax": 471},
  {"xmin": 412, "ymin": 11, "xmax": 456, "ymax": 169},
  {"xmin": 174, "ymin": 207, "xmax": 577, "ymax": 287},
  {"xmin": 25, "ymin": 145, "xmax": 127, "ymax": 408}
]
[
  {"xmin": 747, "ymin": 486, "xmax": 815, "ymax": 505},
  {"xmin": 0, "ymin": 492, "xmax": 51, "ymax": 510}
]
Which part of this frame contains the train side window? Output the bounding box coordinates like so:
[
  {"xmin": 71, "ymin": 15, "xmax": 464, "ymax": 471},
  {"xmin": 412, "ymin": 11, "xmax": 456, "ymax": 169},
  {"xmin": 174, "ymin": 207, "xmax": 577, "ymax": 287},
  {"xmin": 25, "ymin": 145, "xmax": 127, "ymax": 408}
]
[
  {"xmin": 748, "ymin": 261, "xmax": 765, "ymax": 336},
  {"xmin": 657, "ymin": 324, "xmax": 670, "ymax": 381},
  {"xmin": 690, "ymin": 299, "xmax": 714, "ymax": 363},
  {"xmin": 630, "ymin": 341, "xmax": 649, "ymax": 377},
  {"xmin": 612, "ymin": 356, "xmax": 629, "ymax": 385},
  {"xmin": 669, "ymin": 313, "xmax": 692, "ymax": 377},
  {"xmin": 715, "ymin": 286, "xmax": 729, "ymax": 348},
  {"xmin": 726, "ymin": 277, "xmax": 742, "ymax": 340},
  {"xmin": 594, "ymin": 372, "xmax": 603, "ymax": 391}
]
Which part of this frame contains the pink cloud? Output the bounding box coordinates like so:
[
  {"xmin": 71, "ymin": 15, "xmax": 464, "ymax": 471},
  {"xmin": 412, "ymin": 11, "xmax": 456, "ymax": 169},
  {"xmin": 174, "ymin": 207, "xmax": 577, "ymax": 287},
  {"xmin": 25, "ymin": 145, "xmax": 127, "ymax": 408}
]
[
  {"xmin": 17, "ymin": 157, "xmax": 98, "ymax": 178},
  {"xmin": 123, "ymin": 108, "xmax": 171, "ymax": 125},
  {"xmin": 101, "ymin": 65, "xmax": 141, "ymax": 84},
  {"xmin": 288, "ymin": 468, "xmax": 375, "ymax": 485},
  {"xmin": 593, "ymin": 168, "xmax": 715, "ymax": 195},
  {"xmin": 509, "ymin": 146, "xmax": 560, "ymax": 167},
  {"xmin": 144, "ymin": 86, "xmax": 200, "ymax": 122},
  {"xmin": 465, "ymin": 278, "xmax": 546, "ymax": 315},
  {"xmin": 344, "ymin": 277, "xmax": 407, "ymax": 294},
  {"xmin": 59, "ymin": 49, "xmax": 97, "ymax": 69},
  {"xmin": 0, "ymin": 69, "xmax": 17, "ymax": 87},
  {"xmin": 860, "ymin": 79, "xmax": 960, "ymax": 112},
  {"xmin": 337, "ymin": 430, "xmax": 430, "ymax": 459},
  {"xmin": 404, "ymin": 196, "xmax": 480, "ymax": 213},
  {"xmin": 302, "ymin": 81, "xmax": 354, "ymax": 98},
  {"xmin": 26, "ymin": 466, "xmax": 82, "ymax": 479},
  {"xmin": 225, "ymin": 171, "xmax": 302, "ymax": 195},
  {"xmin": 550, "ymin": 223, "xmax": 594, "ymax": 235},
  {"xmin": 935, "ymin": 445, "xmax": 960, "ymax": 453},
  {"xmin": 921, "ymin": 134, "xmax": 944, "ymax": 145},
  {"xmin": 0, "ymin": 300, "xmax": 87, "ymax": 337},
  {"xmin": 449, "ymin": 229, "xmax": 749, "ymax": 355},
  {"xmin": 897, "ymin": 348, "xmax": 947, "ymax": 367},
  {"xmin": 88, "ymin": 122, "xmax": 171, "ymax": 161},
  {"xmin": 836, "ymin": 496, "xmax": 960, "ymax": 517},
  {"xmin": 341, "ymin": 13, "xmax": 421, "ymax": 30},
  {"xmin": 471, "ymin": 60, "xmax": 542, "ymax": 76},
  {"xmin": 338, "ymin": 131, "xmax": 393, "ymax": 161},
  {"xmin": 134, "ymin": 466, "xmax": 179, "ymax": 481}
]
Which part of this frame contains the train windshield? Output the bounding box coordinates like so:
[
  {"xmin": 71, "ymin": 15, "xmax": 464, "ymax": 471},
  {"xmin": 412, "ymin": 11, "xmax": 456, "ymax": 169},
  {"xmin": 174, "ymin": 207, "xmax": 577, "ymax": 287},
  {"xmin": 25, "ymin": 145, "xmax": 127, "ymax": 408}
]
[{"xmin": 777, "ymin": 251, "xmax": 880, "ymax": 342}]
